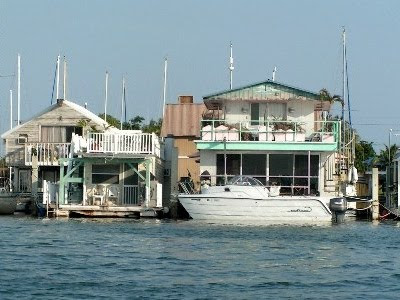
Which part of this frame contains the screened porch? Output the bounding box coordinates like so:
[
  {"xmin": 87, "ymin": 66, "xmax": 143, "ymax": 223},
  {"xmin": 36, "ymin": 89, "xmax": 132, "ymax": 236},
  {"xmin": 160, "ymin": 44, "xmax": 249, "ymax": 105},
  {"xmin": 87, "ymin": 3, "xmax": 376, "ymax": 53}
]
[{"xmin": 208, "ymin": 153, "xmax": 320, "ymax": 195}]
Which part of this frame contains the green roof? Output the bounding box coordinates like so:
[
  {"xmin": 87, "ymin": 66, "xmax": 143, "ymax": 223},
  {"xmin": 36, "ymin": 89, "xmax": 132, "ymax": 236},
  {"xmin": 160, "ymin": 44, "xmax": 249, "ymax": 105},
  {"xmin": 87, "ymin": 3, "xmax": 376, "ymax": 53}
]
[{"xmin": 203, "ymin": 79, "xmax": 321, "ymax": 101}]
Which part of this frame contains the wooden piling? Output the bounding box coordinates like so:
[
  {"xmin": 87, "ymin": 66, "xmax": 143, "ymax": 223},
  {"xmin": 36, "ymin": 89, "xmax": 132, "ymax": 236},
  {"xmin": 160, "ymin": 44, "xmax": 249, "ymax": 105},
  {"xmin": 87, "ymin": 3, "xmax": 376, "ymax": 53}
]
[{"xmin": 372, "ymin": 167, "xmax": 379, "ymax": 220}]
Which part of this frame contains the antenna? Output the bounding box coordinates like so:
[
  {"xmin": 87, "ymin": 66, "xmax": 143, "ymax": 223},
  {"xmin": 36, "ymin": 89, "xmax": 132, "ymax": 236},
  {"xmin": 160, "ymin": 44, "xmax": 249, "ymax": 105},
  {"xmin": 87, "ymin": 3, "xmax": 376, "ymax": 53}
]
[
  {"xmin": 272, "ymin": 66, "xmax": 277, "ymax": 82},
  {"xmin": 56, "ymin": 55, "xmax": 60, "ymax": 100},
  {"xmin": 104, "ymin": 71, "xmax": 109, "ymax": 123},
  {"xmin": 229, "ymin": 42, "xmax": 234, "ymax": 90},
  {"xmin": 162, "ymin": 57, "xmax": 168, "ymax": 119},
  {"xmin": 63, "ymin": 56, "xmax": 67, "ymax": 99},
  {"xmin": 17, "ymin": 54, "xmax": 21, "ymax": 125}
]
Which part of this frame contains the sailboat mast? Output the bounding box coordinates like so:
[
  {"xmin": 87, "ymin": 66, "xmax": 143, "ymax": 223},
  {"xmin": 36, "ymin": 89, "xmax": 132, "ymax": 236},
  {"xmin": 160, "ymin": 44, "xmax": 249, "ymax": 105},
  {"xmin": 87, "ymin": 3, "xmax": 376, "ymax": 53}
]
[
  {"xmin": 341, "ymin": 28, "xmax": 346, "ymax": 173},
  {"xmin": 17, "ymin": 54, "xmax": 21, "ymax": 125},
  {"xmin": 9, "ymin": 89, "xmax": 13, "ymax": 191},
  {"xmin": 56, "ymin": 55, "xmax": 60, "ymax": 100},
  {"xmin": 104, "ymin": 71, "xmax": 109, "ymax": 123},
  {"xmin": 162, "ymin": 57, "xmax": 168, "ymax": 119},
  {"xmin": 9, "ymin": 90, "xmax": 13, "ymax": 129},
  {"xmin": 120, "ymin": 77, "xmax": 125, "ymax": 130},
  {"xmin": 63, "ymin": 57, "xmax": 67, "ymax": 99}
]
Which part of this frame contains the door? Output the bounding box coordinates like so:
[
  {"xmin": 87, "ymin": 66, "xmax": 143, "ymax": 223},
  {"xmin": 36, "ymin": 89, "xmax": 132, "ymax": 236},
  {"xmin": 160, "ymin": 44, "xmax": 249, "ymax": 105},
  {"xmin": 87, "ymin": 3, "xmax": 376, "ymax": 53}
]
[
  {"xmin": 19, "ymin": 170, "xmax": 31, "ymax": 192},
  {"xmin": 122, "ymin": 163, "xmax": 139, "ymax": 205}
]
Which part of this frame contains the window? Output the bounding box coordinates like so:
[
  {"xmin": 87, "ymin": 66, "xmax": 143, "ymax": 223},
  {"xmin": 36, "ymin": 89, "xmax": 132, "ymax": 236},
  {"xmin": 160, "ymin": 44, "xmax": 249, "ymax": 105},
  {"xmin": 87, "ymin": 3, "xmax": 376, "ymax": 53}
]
[
  {"xmin": 250, "ymin": 103, "xmax": 260, "ymax": 125},
  {"xmin": 92, "ymin": 164, "xmax": 120, "ymax": 184},
  {"xmin": 269, "ymin": 154, "xmax": 293, "ymax": 176},
  {"xmin": 242, "ymin": 154, "xmax": 266, "ymax": 184},
  {"xmin": 41, "ymin": 126, "xmax": 82, "ymax": 143},
  {"xmin": 268, "ymin": 154, "xmax": 319, "ymax": 195},
  {"xmin": 217, "ymin": 154, "xmax": 241, "ymax": 176},
  {"xmin": 216, "ymin": 154, "xmax": 241, "ymax": 185}
]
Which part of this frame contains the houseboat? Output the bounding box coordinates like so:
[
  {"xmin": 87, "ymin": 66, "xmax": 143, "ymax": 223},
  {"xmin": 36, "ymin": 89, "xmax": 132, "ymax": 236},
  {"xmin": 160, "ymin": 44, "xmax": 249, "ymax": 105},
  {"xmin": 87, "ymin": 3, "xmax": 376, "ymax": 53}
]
[
  {"xmin": 1, "ymin": 99, "xmax": 165, "ymax": 217},
  {"xmin": 178, "ymin": 79, "xmax": 356, "ymax": 222}
]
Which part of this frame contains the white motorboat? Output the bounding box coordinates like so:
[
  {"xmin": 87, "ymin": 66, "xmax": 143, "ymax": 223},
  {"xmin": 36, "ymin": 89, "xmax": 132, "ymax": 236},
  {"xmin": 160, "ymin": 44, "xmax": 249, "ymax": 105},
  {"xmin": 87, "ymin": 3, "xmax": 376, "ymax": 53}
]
[{"xmin": 178, "ymin": 176, "xmax": 332, "ymax": 224}]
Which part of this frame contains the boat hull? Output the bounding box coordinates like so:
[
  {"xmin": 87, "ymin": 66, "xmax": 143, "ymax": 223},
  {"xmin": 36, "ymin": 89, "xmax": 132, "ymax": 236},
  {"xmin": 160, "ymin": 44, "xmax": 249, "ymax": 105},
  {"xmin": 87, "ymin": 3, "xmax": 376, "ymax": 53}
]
[
  {"xmin": 0, "ymin": 194, "xmax": 17, "ymax": 215},
  {"xmin": 178, "ymin": 195, "xmax": 332, "ymax": 223}
]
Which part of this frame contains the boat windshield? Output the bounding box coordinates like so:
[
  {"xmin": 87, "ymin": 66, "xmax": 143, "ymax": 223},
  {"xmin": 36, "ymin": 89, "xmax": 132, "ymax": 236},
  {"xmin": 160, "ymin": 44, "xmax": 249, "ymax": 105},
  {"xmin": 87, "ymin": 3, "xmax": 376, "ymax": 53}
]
[{"xmin": 227, "ymin": 176, "xmax": 263, "ymax": 186}]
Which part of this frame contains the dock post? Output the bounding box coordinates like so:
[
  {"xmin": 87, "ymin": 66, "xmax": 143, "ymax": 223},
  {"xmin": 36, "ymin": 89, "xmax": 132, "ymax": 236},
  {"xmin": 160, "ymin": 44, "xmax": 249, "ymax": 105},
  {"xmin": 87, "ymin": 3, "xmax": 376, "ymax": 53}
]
[{"xmin": 372, "ymin": 167, "xmax": 379, "ymax": 220}]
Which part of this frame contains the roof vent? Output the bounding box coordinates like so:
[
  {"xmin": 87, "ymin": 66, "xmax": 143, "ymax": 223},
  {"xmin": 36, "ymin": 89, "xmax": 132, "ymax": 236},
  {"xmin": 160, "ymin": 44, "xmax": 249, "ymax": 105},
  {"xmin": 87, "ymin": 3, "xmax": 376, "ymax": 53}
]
[{"xmin": 178, "ymin": 95, "xmax": 193, "ymax": 104}]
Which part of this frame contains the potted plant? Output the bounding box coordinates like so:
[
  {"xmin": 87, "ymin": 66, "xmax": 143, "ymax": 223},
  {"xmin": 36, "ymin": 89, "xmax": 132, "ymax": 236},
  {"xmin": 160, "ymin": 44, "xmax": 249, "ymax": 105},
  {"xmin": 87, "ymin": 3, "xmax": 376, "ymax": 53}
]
[
  {"xmin": 294, "ymin": 123, "xmax": 306, "ymax": 142},
  {"xmin": 321, "ymin": 121, "xmax": 335, "ymax": 143},
  {"xmin": 271, "ymin": 118, "xmax": 289, "ymax": 142}
]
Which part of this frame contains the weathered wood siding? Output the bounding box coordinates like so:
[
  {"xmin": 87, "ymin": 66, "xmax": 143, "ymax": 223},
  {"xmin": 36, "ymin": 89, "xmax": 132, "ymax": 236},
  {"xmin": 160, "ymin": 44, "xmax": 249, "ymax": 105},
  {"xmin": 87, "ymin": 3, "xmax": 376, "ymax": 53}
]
[
  {"xmin": 4, "ymin": 102, "xmax": 102, "ymax": 166},
  {"xmin": 174, "ymin": 137, "xmax": 200, "ymax": 188}
]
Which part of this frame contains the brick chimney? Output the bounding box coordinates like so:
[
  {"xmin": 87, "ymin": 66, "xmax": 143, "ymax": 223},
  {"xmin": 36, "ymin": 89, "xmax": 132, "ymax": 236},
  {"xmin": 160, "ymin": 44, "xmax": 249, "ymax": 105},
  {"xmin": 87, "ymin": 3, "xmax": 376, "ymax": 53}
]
[{"xmin": 178, "ymin": 95, "xmax": 193, "ymax": 104}]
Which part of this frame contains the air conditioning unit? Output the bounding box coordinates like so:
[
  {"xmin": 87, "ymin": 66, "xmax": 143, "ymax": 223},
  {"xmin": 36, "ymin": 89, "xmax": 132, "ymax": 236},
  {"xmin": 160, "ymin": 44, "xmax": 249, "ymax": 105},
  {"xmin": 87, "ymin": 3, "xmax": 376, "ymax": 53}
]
[
  {"xmin": 17, "ymin": 135, "xmax": 27, "ymax": 144},
  {"xmin": 163, "ymin": 169, "xmax": 171, "ymax": 177}
]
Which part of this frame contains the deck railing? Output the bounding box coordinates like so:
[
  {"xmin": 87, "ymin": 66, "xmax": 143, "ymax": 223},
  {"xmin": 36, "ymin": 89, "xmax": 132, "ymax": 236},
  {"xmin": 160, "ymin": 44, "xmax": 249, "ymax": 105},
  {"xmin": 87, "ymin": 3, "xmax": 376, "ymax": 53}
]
[
  {"xmin": 25, "ymin": 143, "xmax": 71, "ymax": 166},
  {"xmin": 199, "ymin": 119, "xmax": 340, "ymax": 143},
  {"xmin": 87, "ymin": 132, "xmax": 161, "ymax": 157}
]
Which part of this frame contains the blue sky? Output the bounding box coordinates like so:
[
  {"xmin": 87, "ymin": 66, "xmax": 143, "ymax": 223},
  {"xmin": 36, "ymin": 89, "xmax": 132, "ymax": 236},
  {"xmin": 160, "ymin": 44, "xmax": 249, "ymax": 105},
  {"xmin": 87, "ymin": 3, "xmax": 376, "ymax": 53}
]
[{"xmin": 1, "ymin": 0, "xmax": 399, "ymax": 153}]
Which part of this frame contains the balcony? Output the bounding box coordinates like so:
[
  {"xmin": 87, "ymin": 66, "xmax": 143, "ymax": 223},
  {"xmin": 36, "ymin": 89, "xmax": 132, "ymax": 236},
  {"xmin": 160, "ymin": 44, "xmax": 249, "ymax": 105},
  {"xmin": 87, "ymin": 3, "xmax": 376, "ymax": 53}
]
[
  {"xmin": 196, "ymin": 119, "xmax": 340, "ymax": 152},
  {"xmin": 87, "ymin": 132, "xmax": 162, "ymax": 158},
  {"xmin": 25, "ymin": 143, "xmax": 71, "ymax": 166}
]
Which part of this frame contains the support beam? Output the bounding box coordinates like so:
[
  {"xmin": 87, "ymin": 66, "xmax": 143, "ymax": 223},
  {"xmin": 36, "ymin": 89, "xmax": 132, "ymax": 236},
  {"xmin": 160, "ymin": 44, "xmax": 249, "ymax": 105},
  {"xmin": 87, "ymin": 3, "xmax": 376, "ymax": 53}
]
[
  {"xmin": 58, "ymin": 164, "xmax": 65, "ymax": 205},
  {"xmin": 145, "ymin": 159, "xmax": 151, "ymax": 207},
  {"xmin": 127, "ymin": 162, "xmax": 145, "ymax": 181}
]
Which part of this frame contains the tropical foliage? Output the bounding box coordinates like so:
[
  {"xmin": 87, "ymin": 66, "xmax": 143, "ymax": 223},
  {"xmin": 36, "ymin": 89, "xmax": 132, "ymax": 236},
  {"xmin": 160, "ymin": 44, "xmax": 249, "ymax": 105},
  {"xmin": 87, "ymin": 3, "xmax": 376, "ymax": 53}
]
[
  {"xmin": 354, "ymin": 140, "xmax": 376, "ymax": 173},
  {"xmin": 378, "ymin": 144, "xmax": 398, "ymax": 167},
  {"xmin": 97, "ymin": 113, "xmax": 162, "ymax": 134},
  {"xmin": 319, "ymin": 88, "xmax": 343, "ymax": 104}
]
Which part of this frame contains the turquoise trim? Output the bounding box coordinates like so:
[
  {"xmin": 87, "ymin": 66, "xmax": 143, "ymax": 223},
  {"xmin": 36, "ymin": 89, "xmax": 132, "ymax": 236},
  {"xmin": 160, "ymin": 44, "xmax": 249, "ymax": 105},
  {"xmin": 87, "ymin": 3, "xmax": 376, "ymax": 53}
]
[
  {"xmin": 203, "ymin": 79, "xmax": 321, "ymax": 100},
  {"xmin": 195, "ymin": 141, "xmax": 338, "ymax": 152}
]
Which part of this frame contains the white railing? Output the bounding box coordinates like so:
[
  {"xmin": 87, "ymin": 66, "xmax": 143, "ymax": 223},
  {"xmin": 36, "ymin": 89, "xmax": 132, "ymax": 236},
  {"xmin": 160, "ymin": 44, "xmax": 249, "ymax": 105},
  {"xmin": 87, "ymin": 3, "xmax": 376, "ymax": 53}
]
[
  {"xmin": 25, "ymin": 143, "xmax": 71, "ymax": 166},
  {"xmin": 87, "ymin": 132, "xmax": 161, "ymax": 157},
  {"xmin": 200, "ymin": 120, "xmax": 340, "ymax": 143}
]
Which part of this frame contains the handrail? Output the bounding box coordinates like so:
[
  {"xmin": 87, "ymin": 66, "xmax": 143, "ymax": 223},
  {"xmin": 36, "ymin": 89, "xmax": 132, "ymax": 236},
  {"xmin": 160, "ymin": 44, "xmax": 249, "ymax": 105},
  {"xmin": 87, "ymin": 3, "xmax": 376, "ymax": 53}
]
[
  {"xmin": 25, "ymin": 142, "xmax": 71, "ymax": 166},
  {"xmin": 87, "ymin": 132, "xmax": 161, "ymax": 157},
  {"xmin": 199, "ymin": 119, "xmax": 340, "ymax": 143}
]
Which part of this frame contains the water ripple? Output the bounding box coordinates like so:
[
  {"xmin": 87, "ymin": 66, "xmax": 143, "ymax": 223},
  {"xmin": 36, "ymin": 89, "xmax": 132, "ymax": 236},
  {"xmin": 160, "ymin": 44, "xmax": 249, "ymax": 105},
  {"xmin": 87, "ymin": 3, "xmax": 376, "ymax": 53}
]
[{"xmin": 1, "ymin": 216, "xmax": 400, "ymax": 299}]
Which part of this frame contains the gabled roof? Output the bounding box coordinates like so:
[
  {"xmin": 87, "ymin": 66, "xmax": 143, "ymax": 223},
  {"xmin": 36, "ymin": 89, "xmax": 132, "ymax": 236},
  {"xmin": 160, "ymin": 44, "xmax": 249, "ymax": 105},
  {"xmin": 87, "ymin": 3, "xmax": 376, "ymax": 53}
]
[
  {"xmin": 203, "ymin": 80, "xmax": 321, "ymax": 109},
  {"xmin": 1, "ymin": 99, "xmax": 112, "ymax": 139},
  {"xmin": 161, "ymin": 103, "xmax": 207, "ymax": 138}
]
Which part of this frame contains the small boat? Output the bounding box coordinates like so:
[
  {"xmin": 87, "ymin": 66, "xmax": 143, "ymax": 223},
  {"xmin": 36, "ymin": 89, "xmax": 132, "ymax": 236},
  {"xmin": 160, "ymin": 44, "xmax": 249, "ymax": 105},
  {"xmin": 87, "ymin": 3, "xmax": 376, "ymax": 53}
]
[
  {"xmin": 178, "ymin": 176, "xmax": 332, "ymax": 224},
  {"xmin": 0, "ymin": 190, "xmax": 17, "ymax": 215}
]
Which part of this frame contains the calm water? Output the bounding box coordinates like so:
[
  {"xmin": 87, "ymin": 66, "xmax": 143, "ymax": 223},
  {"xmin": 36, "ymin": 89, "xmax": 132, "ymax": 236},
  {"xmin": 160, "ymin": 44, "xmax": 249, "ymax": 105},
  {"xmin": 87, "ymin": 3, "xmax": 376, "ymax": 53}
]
[{"xmin": 1, "ymin": 216, "xmax": 400, "ymax": 299}]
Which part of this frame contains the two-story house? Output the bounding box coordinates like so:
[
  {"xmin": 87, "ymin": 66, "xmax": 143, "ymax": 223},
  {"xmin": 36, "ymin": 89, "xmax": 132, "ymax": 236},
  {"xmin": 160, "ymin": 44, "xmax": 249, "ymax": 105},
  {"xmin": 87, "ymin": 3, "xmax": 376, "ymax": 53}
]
[
  {"xmin": 1, "ymin": 99, "xmax": 164, "ymax": 217},
  {"xmin": 195, "ymin": 80, "xmax": 343, "ymax": 197}
]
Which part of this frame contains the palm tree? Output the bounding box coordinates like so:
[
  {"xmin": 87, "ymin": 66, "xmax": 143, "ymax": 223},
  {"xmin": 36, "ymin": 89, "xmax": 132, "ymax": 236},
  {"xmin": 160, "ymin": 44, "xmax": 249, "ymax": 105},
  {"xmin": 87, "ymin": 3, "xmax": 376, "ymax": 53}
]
[
  {"xmin": 378, "ymin": 144, "xmax": 398, "ymax": 166},
  {"xmin": 319, "ymin": 88, "xmax": 343, "ymax": 104}
]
